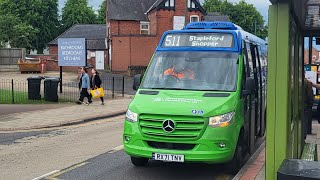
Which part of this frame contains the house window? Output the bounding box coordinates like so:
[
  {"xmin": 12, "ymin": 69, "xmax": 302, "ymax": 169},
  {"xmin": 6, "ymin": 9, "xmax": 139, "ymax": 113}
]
[
  {"xmin": 190, "ymin": 15, "xmax": 199, "ymax": 22},
  {"xmin": 140, "ymin": 21, "xmax": 150, "ymax": 35},
  {"xmin": 188, "ymin": 0, "xmax": 196, "ymax": 9},
  {"xmin": 164, "ymin": 0, "xmax": 174, "ymax": 7}
]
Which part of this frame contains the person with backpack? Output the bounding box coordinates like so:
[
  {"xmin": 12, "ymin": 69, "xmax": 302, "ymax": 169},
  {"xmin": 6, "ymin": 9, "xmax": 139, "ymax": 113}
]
[
  {"xmin": 76, "ymin": 67, "xmax": 92, "ymax": 105},
  {"xmin": 91, "ymin": 68, "xmax": 104, "ymax": 105}
]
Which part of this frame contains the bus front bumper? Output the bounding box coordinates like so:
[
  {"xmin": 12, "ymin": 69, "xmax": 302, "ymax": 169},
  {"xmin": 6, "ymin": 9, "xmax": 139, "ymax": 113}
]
[{"xmin": 123, "ymin": 121, "xmax": 241, "ymax": 164}]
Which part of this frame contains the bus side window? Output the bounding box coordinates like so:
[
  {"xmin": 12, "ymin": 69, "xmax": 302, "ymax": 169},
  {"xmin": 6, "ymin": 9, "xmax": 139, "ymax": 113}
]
[
  {"xmin": 246, "ymin": 42, "xmax": 254, "ymax": 78},
  {"xmin": 242, "ymin": 41, "xmax": 249, "ymax": 89}
]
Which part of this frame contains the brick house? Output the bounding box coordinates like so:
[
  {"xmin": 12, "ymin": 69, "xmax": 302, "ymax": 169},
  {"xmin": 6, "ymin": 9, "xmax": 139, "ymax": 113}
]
[
  {"xmin": 47, "ymin": 24, "xmax": 107, "ymax": 72},
  {"xmin": 107, "ymin": 0, "xmax": 206, "ymax": 73},
  {"xmin": 304, "ymin": 47, "xmax": 320, "ymax": 64}
]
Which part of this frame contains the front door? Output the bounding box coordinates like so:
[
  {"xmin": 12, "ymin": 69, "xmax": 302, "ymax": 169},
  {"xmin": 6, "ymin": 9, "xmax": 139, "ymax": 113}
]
[{"xmin": 96, "ymin": 51, "xmax": 105, "ymax": 70}]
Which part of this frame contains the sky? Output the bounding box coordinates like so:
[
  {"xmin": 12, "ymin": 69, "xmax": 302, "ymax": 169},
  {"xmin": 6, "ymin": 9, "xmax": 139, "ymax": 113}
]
[
  {"xmin": 58, "ymin": 0, "xmax": 102, "ymax": 11},
  {"xmin": 58, "ymin": 0, "xmax": 271, "ymax": 22},
  {"xmin": 199, "ymin": 0, "xmax": 271, "ymax": 23}
]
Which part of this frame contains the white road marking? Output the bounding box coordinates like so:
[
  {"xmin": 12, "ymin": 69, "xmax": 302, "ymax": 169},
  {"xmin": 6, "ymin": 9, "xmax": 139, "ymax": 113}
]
[
  {"xmin": 32, "ymin": 170, "xmax": 60, "ymax": 180},
  {"xmin": 31, "ymin": 145, "xmax": 123, "ymax": 179},
  {"xmin": 108, "ymin": 145, "xmax": 124, "ymax": 153}
]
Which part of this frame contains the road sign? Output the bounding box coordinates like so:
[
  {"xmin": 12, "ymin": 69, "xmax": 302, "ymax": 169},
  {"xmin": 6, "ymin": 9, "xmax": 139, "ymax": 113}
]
[{"xmin": 58, "ymin": 38, "xmax": 86, "ymax": 66}]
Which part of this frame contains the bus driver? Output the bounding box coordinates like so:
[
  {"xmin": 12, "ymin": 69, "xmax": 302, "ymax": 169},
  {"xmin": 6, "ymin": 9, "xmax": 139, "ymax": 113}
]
[{"xmin": 164, "ymin": 63, "xmax": 195, "ymax": 80}]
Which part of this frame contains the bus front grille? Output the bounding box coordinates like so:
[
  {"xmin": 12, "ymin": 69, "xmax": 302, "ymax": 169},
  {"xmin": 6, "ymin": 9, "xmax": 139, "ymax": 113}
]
[
  {"xmin": 147, "ymin": 141, "xmax": 196, "ymax": 150},
  {"xmin": 139, "ymin": 114, "xmax": 205, "ymax": 140}
]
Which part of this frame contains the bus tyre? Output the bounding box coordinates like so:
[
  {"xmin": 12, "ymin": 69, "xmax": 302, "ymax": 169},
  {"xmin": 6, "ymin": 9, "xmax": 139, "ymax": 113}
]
[
  {"xmin": 131, "ymin": 156, "xmax": 149, "ymax": 167},
  {"xmin": 228, "ymin": 142, "xmax": 244, "ymax": 175}
]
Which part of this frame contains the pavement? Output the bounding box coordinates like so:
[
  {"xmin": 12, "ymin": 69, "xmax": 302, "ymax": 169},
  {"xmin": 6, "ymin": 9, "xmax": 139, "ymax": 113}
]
[
  {"xmin": 233, "ymin": 120, "xmax": 320, "ymax": 180},
  {"xmin": 0, "ymin": 98, "xmax": 132, "ymax": 131},
  {"xmin": 0, "ymin": 104, "xmax": 69, "ymax": 116}
]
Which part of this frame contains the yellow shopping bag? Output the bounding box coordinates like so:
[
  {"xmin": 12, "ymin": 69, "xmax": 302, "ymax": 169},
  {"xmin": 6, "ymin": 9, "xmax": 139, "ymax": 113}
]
[{"xmin": 91, "ymin": 87, "xmax": 105, "ymax": 99}]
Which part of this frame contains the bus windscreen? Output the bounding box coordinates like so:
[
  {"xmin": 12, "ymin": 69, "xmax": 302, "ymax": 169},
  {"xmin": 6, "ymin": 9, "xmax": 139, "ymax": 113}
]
[{"xmin": 162, "ymin": 33, "xmax": 234, "ymax": 48}]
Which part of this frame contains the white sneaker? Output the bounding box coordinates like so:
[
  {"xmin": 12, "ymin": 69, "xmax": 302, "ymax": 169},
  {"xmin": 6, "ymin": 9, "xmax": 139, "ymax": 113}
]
[{"xmin": 83, "ymin": 102, "xmax": 89, "ymax": 105}]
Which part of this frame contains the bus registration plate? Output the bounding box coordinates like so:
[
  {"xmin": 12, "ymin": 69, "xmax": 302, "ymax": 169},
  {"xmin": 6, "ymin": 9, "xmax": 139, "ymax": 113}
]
[{"xmin": 152, "ymin": 153, "xmax": 184, "ymax": 162}]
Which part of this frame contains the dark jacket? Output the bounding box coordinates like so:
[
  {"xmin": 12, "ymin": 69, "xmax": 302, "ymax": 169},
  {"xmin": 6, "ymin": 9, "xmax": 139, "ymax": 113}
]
[
  {"xmin": 91, "ymin": 74, "xmax": 102, "ymax": 88},
  {"xmin": 78, "ymin": 74, "xmax": 83, "ymax": 89},
  {"xmin": 304, "ymin": 79, "xmax": 314, "ymax": 109}
]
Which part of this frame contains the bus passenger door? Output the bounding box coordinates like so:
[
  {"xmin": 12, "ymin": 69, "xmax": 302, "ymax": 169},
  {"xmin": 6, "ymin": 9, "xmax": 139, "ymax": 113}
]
[
  {"xmin": 243, "ymin": 42, "xmax": 257, "ymax": 154},
  {"xmin": 256, "ymin": 45, "xmax": 266, "ymax": 137},
  {"xmin": 250, "ymin": 44, "xmax": 262, "ymax": 136}
]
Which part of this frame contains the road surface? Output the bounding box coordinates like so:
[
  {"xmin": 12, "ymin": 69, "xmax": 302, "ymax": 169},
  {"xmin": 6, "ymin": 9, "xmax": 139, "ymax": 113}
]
[{"xmin": 0, "ymin": 116, "xmax": 234, "ymax": 180}]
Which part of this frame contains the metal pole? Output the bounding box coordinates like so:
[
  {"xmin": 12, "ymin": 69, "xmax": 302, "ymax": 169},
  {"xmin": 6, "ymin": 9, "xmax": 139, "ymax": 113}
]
[
  {"xmin": 122, "ymin": 76, "xmax": 125, "ymax": 97},
  {"xmin": 85, "ymin": 39, "xmax": 88, "ymax": 67},
  {"xmin": 112, "ymin": 77, "xmax": 115, "ymax": 98},
  {"xmin": 309, "ymin": 36, "xmax": 313, "ymax": 65},
  {"xmin": 11, "ymin": 79, "xmax": 14, "ymax": 104},
  {"xmin": 184, "ymin": 0, "xmax": 188, "ymax": 26},
  {"xmin": 60, "ymin": 66, "xmax": 63, "ymax": 93}
]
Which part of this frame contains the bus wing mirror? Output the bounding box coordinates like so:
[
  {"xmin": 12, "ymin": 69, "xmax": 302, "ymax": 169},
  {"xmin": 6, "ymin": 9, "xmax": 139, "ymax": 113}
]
[
  {"xmin": 242, "ymin": 77, "xmax": 255, "ymax": 97},
  {"xmin": 246, "ymin": 77, "xmax": 255, "ymax": 91},
  {"xmin": 133, "ymin": 74, "xmax": 141, "ymax": 91}
]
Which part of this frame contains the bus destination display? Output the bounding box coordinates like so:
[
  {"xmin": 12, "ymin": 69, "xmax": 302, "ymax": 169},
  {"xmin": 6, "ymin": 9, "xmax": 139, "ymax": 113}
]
[{"xmin": 162, "ymin": 33, "xmax": 234, "ymax": 48}]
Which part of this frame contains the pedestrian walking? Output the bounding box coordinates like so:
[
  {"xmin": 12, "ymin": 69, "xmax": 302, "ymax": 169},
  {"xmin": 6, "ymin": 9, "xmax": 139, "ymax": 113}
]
[
  {"xmin": 304, "ymin": 77, "xmax": 314, "ymax": 138},
  {"xmin": 91, "ymin": 68, "xmax": 105, "ymax": 105},
  {"xmin": 76, "ymin": 67, "xmax": 92, "ymax": 105}
]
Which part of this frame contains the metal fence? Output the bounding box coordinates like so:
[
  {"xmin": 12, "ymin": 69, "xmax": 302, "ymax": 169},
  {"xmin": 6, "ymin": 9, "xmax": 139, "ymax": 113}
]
[{"xmin": 0, "ymin": 76, "xmax": 129, "ymax": 104}]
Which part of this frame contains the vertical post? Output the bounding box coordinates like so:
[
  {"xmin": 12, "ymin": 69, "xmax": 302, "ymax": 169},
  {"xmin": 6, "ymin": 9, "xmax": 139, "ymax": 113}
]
[
  {"xmin": 266, "ymin": 3, "xmax": 290, "ymax": 180},
  {"xmin": 122, "ymin": 76, "xmax": 125, "ymax": 97},
  {"xmin": 112, "ymin": 77, "xmax": 115, "ymax": 98},
  {"xmin": 184, "ymin": 0, "xmax": 188, "ymax": 26},
  {"xmin": 85, "ymin": 39, "xmax": 88, "ymax": 67},
  {"xmin": 11, "ymin": 79, "xmax": 14, "ymax": 104},
  {"xmin": 309, "ymin": 36, "xmax": 313, "ymax": 65},
  {"xmin": 60, "ymin": 66, "xmax": 63, "ymax": 93}
]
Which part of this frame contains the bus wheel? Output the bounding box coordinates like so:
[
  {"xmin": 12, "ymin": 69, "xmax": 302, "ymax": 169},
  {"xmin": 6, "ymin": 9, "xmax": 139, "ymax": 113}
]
[
  {"xmin": 131, "ymin": 156, "xmax": 149, "ymax": 167},
  {"xmin": 228, "ymin": 140, "xmax": 245, "ymax": 175}
]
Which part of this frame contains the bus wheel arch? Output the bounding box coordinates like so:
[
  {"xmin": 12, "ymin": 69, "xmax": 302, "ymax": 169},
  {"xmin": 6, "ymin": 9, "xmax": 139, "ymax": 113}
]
[{"xmin": 228, "ymin": 127, "xmax": 246, "ymax": 175}]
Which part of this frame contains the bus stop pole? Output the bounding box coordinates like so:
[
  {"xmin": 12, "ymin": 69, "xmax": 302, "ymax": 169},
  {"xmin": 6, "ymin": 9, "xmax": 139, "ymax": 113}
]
[{"xmin": 60, "ymin": 66, "xmax": 63, "ymax": 93}]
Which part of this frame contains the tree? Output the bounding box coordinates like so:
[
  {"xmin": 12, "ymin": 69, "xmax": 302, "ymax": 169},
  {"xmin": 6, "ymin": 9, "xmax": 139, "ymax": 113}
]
[
  {"xmin": 0, "ymin": 0, "xmax": 60, "ymax": 52},
  {"xmin": 97, "ymin": 0, "xmax": 106, "ymax": 24},
  {"xmin": 0, "ymin": 15, "xmax": 38, "ymax": 50},
  {"xmin": 61, "ymin": 0, "xmax": 97, "ymax": 32},
  {"xmin": 203, "ymin": 0, "xmax": 268, "ymax": 39},
  {"xmin": 33, "ymin": 0, "xmax": 60, "ymax": 53}
]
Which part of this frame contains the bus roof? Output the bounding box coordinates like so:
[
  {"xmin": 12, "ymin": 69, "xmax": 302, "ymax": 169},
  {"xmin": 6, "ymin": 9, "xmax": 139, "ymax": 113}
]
[{"xmin": 156, "ymin": 22, "xmax": 267, "ymax": 52}]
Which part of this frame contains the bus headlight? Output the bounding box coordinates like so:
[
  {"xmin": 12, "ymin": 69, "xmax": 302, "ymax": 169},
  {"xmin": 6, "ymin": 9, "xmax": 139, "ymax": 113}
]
[
  {"xmin": 209, "ymin": 112, "xmax": 235, "ymax": 128},
  {"xmin": 125, "ymin": 109, "xmax": 138, "ymax": 122}
]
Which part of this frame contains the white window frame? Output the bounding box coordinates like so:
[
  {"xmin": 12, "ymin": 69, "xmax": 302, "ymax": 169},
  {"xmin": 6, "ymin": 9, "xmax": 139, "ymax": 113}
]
[
  {"xmin": 188, "ymin": 0, "xmax": 196, "ymax": 8},
  {"xmin": 190, "ymin": 15, "xmax": 199, "ymax": 23},
  {"xmin": 165, "ymin": 0, "xmax": 174, "ymax": 7},
  {"xmin": 169, "ymin": 0, "xmax": 174, "ymax": 7},
  {"xmin": 140, "ymin": 21, "xmax": 150, "ymax": 35}
]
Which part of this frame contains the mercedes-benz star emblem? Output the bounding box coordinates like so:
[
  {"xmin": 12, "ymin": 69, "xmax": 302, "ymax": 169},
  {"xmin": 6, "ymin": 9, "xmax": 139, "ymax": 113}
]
[{"xmin": 162, "ymin": 119, "xmax": 175, "ymax": 133}]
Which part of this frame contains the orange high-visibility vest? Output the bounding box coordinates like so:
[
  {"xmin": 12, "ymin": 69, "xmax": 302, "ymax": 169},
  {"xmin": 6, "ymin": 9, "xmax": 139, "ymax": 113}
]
[{"xmin": 164, "ymin": 67, "xmax": 195, "ymax": 79}]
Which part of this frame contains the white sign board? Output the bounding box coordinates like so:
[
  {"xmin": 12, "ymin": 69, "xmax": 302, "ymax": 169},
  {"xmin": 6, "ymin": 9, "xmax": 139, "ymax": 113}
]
[
  {"xmin": 58, "ymin": 38, "xmax": 86, "ymax": 66},
  {"xmin": 306, "ymin": 71, "xmax": 317, "ymax": 94},
  {"xmin": 173, "ymin": 16, "xmax": 185, "ymax": 30}
]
